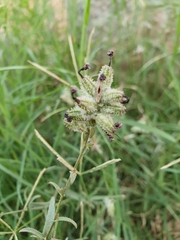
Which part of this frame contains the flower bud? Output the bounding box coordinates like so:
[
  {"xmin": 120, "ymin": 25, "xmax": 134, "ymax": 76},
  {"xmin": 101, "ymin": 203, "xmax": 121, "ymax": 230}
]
[
  {"xmin": 71, "ymin": 86, "xmax": 78, "ymax": 94},
  {"xmin": 107, "ymin": 50, "xmax": 114, "ymax": 57},
  {"xmin": 78, "ymin": 63, "xmax": 91, "ymax": 79},
  {"xmin": 99, "ymin": 73, "xmax": 106, "ymax": 81},
  {"xmin": 64, "ymin": 112, "xmax": 72, "ymax": 122},
  {"xmin": 120, "ymin": 95, "xmax": 130, "ymax": 104},
  {"xmin": 83, "ymin": 63, "xmax": 90, "ymax": 70},
  {"xmin": 107, "ymin": 51, "xmax": 114, "ymax": 66},
  {"xmin": 114, "ymin": 122, "xmax": 123, "ymax": 128},
  {"xmin": 107, "ymin": 134, "xmax": 114, "ymax": 141}
]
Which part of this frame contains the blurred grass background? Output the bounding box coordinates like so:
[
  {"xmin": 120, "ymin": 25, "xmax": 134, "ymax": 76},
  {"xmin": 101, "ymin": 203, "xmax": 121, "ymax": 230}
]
[{"xmin": 0, "ymin": 0, "xmax": 180, "ymax": 239}]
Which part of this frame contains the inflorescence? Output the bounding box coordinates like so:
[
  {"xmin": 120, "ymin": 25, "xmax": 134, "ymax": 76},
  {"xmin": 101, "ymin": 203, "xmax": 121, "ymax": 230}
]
[{"xmin": 64, "ymin": 51, "xmax": 129, "ymax": 141}]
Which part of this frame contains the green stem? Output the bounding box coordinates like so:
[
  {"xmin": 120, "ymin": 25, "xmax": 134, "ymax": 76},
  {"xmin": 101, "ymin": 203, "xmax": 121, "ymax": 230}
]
[
  {"xmin": 74, "ymin": 131, "xmax": 90, "ymax": 169},
  {"xmin": 15, "ymin": 168, "xmax": 46, "ymax": 232},
  {"xmin": 46, "ymin": 130, "xmax": 91, "ymax": 239}
]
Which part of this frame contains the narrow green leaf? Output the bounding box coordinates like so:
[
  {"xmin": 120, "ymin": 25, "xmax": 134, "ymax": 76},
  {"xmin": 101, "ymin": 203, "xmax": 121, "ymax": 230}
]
[
  {"xmin": 28, "ymin": 61, "xmax": 71, "ymax": 87},
  {"xmin": 55, "ymin": 216, "xmax": 77, "ymax": 229},
  {"xmin": 48, "ymin": 181, "xmax": 63, "ymax": 196},
  {"xmin": 42, "ymin": 197, "xmax": 55, "ymax": 236},
  {"xmin": 19, "ymin": 228, "xmax": 44, "ymax": 239},
  {"xmin": 81, "ymin": 159, "xmax": 121, "ymax": 175},
  {"xmin": 69, "ymin": 171, "xmax": 77, "ymax": 185},
  {"xmin": 122, "ymin": 120, "xmax": 176, "ymax": 142}
]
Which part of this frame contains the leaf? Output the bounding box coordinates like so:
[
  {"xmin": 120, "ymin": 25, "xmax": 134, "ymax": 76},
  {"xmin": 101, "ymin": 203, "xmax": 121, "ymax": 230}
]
[
  {"xmin": 69, "ymin": 171, "xmax": 77, "ymax": 185},
  {"xmin": 122, "ymin": 120, "xmax": 176, "ymax": 142},
  {"xmin": 48, "ymin": 182, "xmax": 63, "ymax": 196},
  {"xmin": 42, "ymin": 197, "xmax": 55, "ymax": 236},
  {"xmin": 81, "ymin": 159, "xmax": 121, "ymax": 175},
  {"xmin": 29, "ymin": 195, "xmax": 41, "ymax": 205},
  {"xmin": 28, "ymin": 61, "xmax": 71, "ymax": 87},
  {"xmin": 160, "ymin": 158, "xmax": 180, "ymax": 170},
  {"xmin": 55, "ymin": 216, "xmax": 77, "ymax": 229},
  {"xmin": 19, "ymin": 228, "xmax": 44, "ymax": 239}
]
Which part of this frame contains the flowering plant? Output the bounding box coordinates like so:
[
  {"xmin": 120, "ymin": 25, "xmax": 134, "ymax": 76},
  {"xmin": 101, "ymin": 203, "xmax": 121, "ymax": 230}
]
[
  {"xmin": 64, "ymin": 51, "xmax": 129, "ymax": 141},
  {"xmin": 18, "ymin": 51, "xmax": 129, "ymax": 240}
]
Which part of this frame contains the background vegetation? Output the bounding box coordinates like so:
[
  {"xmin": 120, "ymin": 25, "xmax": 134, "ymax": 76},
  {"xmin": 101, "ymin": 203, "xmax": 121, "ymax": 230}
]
[{"xmin": 0, "ymin": 0, "xmax": 180, "ymax": 239}]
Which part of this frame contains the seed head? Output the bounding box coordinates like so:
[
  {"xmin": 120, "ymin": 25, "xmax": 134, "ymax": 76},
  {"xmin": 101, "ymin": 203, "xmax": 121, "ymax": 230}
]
[
  {"xmin": 107, "ymin": 50, "xmax": 114, "ymax": 57},
  {"xmin": 64, "ymin": 51, "xmax": 130, "ymax": 141}
]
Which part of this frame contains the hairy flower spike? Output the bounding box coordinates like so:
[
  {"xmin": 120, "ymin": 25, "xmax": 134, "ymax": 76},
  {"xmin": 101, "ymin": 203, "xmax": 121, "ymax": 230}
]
[
  {"xmin": 64, "ymin": 51, "xmax": 130, "ymax": 141},
  {"xmin": 101, "ymin": 88, "xmax": 124, "ymax": 104},
  {"xmin": 79, "ymin": 75, "xmax": 96, "ymax": 96},
  {"xmin": 75, "ymin": 96, "xmax": 97, "ymax": 113},
  {"xmin": 95, "ymin": 114, "xmax": 115, "ymax": 138},
  {"xmin": 101, "ymin": 104, "xmax": 126, "ymax": 115}
]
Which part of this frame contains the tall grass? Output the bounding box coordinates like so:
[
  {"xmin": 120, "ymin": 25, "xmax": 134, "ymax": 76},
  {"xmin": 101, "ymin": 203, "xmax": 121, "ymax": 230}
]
[{"xmin": 0, "ymin": 0, "xmax": 180, "ymax": 239}]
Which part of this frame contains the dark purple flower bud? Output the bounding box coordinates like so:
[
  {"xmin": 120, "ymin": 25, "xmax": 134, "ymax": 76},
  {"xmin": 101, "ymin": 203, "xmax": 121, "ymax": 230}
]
[
  {"xmin": 107, "ymin": 51, "xmax": 114, "ymax": 66},
  {"xmin": 68, "ymin": 118, "xmax": 72, "ymax": 122},
  {"xmin": 121, "ymin": 95, "xmax": 130, "ymax": 104},
  {"xmin": 64, "ymin": 112, "xmax": 72, "ymax": 122},
  {"xmin": 71, "ymin": 86, "xmax": 78, "ymax": 94},
  {"xmin": 107, "ymin": 50, "xmax": 114, "ymax": 57},
  {"xmin": 108, "ymin": 135, "xmax": 114, "ymax": 141},
  {"xmin": 114, "ymin": 122, "xmax": 123, "ymax": 129},
  {"xmin": 64, "ymin": 112, "xmax": 68, "ymax": 118},
  {"xmin": 83, "ymin": 63, "xmax": 90, "ymax": 70},
  {"xmin": 99, "ymin": 73, "xmax": 106, "ymax": 81},
  {"xmin": 78, "ymin": 63, "xmax": 90, "ymax": 78}
]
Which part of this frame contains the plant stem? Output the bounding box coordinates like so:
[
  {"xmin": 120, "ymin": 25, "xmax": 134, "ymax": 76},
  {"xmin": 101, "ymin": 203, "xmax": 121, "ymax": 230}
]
[
  {"xmin": 47, "ymin": 130, "xmax": 91, "ymax": 239},
  {"xmin": 55, "ymin": 129, "xmax": 91, "ymax": 216},
  {"xmin": 15, "ymin": 168, "xmax": 46, "ymax": 232}
]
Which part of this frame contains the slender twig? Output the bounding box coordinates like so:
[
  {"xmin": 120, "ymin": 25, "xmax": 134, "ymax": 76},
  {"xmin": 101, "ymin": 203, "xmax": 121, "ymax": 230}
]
[
  {"xmin": 74, "ymin": 134, "xmax": 89, "ymax": 169},
  {"xmin": 52, "ymin": 131, "xmax": 91, "ymax": 238},
  {"xmin": 34, "ymin": 129, "xmax": 79, "ymax": 174},
  {"xmin": 0, "ymin": 218, "xmax": 14, "ymax": 233},
  {"xmin": 54, "ymin": 130, "xmax": 91, "ymax": 216},
  {"xmin": 81, "ymin": 158, "xmax": 121, "ymax": 175},
  {"xmin": 46, "ymin": 131, "xmax": 91, "ymax": 239},
  {"xmin": 160, "ymin": 158, "xmax": 180, "ymax": 170},
  {"xmin": 28, "ymin": 61, "xmax": 71, "ymax": 87},
  {"xmin": 80, "ymin": 201, "xmax": 84, "ymax": 238},
  {"xmin": 15, "ymin": 168, "xmax": 46, "ymax": 231}
]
